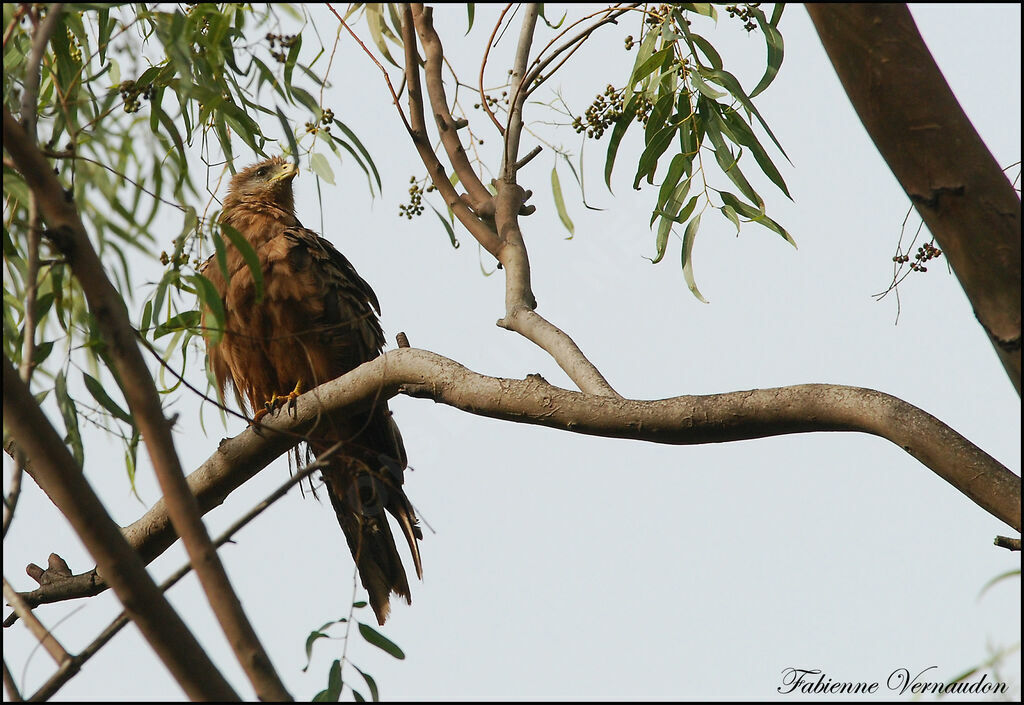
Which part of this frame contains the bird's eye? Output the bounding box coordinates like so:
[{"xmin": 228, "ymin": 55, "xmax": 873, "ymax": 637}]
[{"xmin": 256, "ymin": 167, "xmax": 268, "ymax": 177}]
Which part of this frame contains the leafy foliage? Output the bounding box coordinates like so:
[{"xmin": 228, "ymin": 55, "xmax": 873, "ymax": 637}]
[{"xmin": 596, "ymin": 3, "xmax": 794, "ymax": 299}]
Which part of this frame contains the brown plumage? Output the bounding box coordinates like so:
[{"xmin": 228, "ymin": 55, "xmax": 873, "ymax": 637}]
[{"xmin": 200, "ymin": 156, "xmax": 422, "ymax": 624}]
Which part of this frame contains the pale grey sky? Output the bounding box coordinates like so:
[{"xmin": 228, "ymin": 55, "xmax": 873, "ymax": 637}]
[{"xmin": 3, "ymin": 4, "xmax": 1020, "ymax": 701}]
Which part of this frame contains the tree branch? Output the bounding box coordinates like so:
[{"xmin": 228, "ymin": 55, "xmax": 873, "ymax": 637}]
[
  {"xmin": 806, "ymin": 3, "xmax": 1022, "ymax": 395},
  {"xmin": 2, "ymin": 108, "xmax": 291, "ymax": 701},
  {"xmin": 410, "ymin": 4, "xmax": 493, "ymax": 207},
  {"xmin": 7, "ymin": 347, "xmax": 1019, "ymax": 614},
  {"xmin": 2, "ymin": 355, "xmax": 240, "ymax": 701},
  {"xmin": 2, "ymin": 576, "xmax": 69, "ymax": 666},
  {"xmin": 501, "ymin": 3, "xmax": 539, "ymax": 180},
  {"xmin": 398, "ymin": 4, "xmax": 503, "ymax": 257}
]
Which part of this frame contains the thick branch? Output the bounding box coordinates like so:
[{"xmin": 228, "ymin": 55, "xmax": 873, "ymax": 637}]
[
  {"xmin": 9, "ymin": 348, "xmax": 1019, "ymax": 613},
  {"xmin": 2, "ymin": 356, "xmax": 240, "ymax": 701},
  {"xmin": 399, "ymin": 4, "xmax": 503, "ymax": 257},
  {"xmin": 2, "ymin": 108, "xmax": 291, "ymax": 701},
  {"xmin": 410, "ymin": 4, "xmax": 492, "ymax": 206},
  {"xmin": 806, "ymin": 4, "xmax": 1022, "ymax": 395}
]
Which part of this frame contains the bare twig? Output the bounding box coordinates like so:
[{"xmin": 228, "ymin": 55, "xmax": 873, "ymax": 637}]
[
  {"xmin": 326, "ymin": 2, "xmax": 412, "ymax": 134},
  {"xmin": 2, "ymin": 577, "xmax": 69, "ymax": 666},
  {"xmin": 2, "ymin": 355, "xmax": 239, "ymax": 701},
  {"xmin": 522, "ymin": 5, "xmax": 638, "ymax": 98},
  {"xmin": 478, "ymin": 3, "xmax": 513, "ymax": 135},
  {"xmin": 3, "ymin": 108, "xmax": 289, "ymax": 701}
]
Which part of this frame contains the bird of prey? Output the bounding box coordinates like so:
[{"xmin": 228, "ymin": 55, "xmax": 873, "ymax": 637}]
[{"xmin": 200, "ymin": 156, "xmax": 422, "ymax": 624}]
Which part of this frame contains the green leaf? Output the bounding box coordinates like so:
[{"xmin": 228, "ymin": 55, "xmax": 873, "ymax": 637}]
[
  {"xmin": 188, "ymin": 274, "xmax": 225, "ymax": 345},
  {"xmin": 428, "ymin": 203, "xmax": 459, "ymax": 249},
  {"xmin": 628, "ymin": 46, "xmax": 674, "ymax": 90},
  {"xmin": 312, "ymin": 659, "xmax": 343, "ymax": 702},
  {"xmin": 698, "ymin": 66, "xmax": 788, "ymax": 159},
  {"xmin": 309, "ymin": 152, "xmax": 336, "ymax": 185},
  {"xmin": 604, "ymin": 94, "xmax": 639, "ymax": 190},
  {"xmin": 715, "ymin": 103, "xmax": 790, "ymax": 199},
  {"xmin": 978, "ymin": 569, "xmax": 1020, "ymax": 598},
  {"xmin": 365, "ymin": 5, "xmax": 400, "ymax": 67},
  {"xmin": 153, "ymin": 310, "xmax": 201, "ymax": 339},
  {"xmin": 465, "ymin": 3, "xmax": 475, "ymax": 33},
  {"xmin": 55, "ymin": 369, "xmax": 84, "ymax": 467},
  {"xmin": 275, "ymin": 104, "xmax": 300, "ymax": 160},
  {"xmin": 83, "ymin": 372, "xmax": 133, "ymax": 425},
  {"xmin": 353, "ymin": 666, "xmax": 379, "ymax": 702},
  {"xmin": 221, "ymin": 223, "xmax": 264, "ymax": 303},
  {"xmin": 680, "ymin": 213, "xmax": 708, "ymax": 303},
  {"xmin": 551, "ymin": 165, "xmax": 574, "ymax": 239},
  {"xmin": 703, "ymin": 107, "xmax": 762, "ymax": 208},
  {"xmin": 748, "ymin": 5, "xmax": 785, "ymax": 98},
  {"xmin": 140, "ymin": 300, "xmax": 153, "ymax": 338},
  {"xmin": 653, "ymin": 193, "xmax": 697, "ymax": 264},
  {"xmin": 720, "ymin": 191, "xmax": 796, "ymax": 247},
  {"xmin": 653, "ymin": 153, "xmax": 691, "ymax": 226},
  {"xmin": 358, "ymin": 622, "xmax": 405, "ymax": 660},
  {"xmin": 332, "ymin": 120, "xmax": 381, "ymax": 193},
  {"xmin": 283, "ymin": 31, "xmax": 303, "ymax": 97},
  {"xmin": 633, "ymin": 122, "xmax": 677, "ymax": 189},
  {"xmin": 720, "ymin": 204, "xmax": 740, "ymax": 235}
]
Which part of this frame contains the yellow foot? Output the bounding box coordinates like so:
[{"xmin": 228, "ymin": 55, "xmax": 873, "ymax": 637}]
[{"xmin": 250, "ymin": 380, "xmax": 304, "ymax": 426}]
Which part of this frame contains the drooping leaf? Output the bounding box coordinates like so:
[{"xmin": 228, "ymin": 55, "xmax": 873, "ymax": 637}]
[
  {"xmin": 352, "ymin": 666, "xmax": 380, "ymax": 702},
  {"xmin": 221, "ymin": 223, "xmax": 264, "ymax": 303},
  {"xmin": 358, "ymin": 622, "xmax": 405, "ymax": 660},
  {"xmin": 83, "ymin": 371, "xmax": 133, "ymax": 425},
  {"xmin": 312, "ymin": 659, "xmax": 343, "ymax": 702},
  {"xmin": 551, "ymin": 165, "xmax": 574, "ymax": 238},
  {"xmin": 309, "ymin": 152, "xmax": 336, "ymax": 185},
  {"xmin": 55, "ymin": 369, "xmax": 84, "ymax": 467},
  {"xmin": 604, "ymin": 94, "xmax": 639, "ymax": 190},
  {"xmin": 680, "ymin": 213, "xmax": 708, "ymax": 303},
  {"xmin": 428, "ymin": 203, "xmax": 459, "ymax": 249}
]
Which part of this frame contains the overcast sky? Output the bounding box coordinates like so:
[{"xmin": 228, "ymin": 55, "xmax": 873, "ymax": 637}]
[{"xmin": 3, "ymin": 3, "xmax": 1021, "ymax": 701}]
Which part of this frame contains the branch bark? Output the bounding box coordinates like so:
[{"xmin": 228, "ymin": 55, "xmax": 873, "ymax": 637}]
[
  {"xmin": 806, "ymin": 3, "xmax": 1022, "ymax": 395},
  {"xmin": 8, "ymin": 347, "xmax": 1019, "ymax": 614},
  {"xmin": 2, "ymin": 108, "xmax": 291, "ymax": 701},
  {"xmin": 2, "ymin": 355, "xmax": 240, "ymax": 701}
]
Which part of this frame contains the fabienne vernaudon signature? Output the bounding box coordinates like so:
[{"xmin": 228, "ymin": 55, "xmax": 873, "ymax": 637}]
[{"xmin": 777, "ymin": 666, "xmax": 1010, "ymax": 696}]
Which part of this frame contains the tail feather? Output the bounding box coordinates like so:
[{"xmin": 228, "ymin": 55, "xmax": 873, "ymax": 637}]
[{"xmin": 314, "ymin": 409, "xmax": 421, "ymax": 625}]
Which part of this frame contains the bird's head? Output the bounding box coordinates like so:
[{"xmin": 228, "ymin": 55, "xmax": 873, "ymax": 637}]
[{"xmin": 224, "ymin": 156, "xmax": 299, "ymax": 217}]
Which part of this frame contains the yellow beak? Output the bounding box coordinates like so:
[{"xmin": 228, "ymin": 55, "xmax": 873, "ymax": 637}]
[{"xmin": 274, "ymin": 162, "xmax": 299, "ymax": 182}]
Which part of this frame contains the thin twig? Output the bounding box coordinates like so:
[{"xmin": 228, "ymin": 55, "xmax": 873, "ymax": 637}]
[
  {"xmin": 326, "ymin": 2, "xmax": 412, "ymax": 134},
  {"xmin": 3, "ymin": 577, "xmax": 69, "ymax": 666},
  {"xmin": 478, "ymin": 3, "xmax": 513, "ymax": 135}
]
